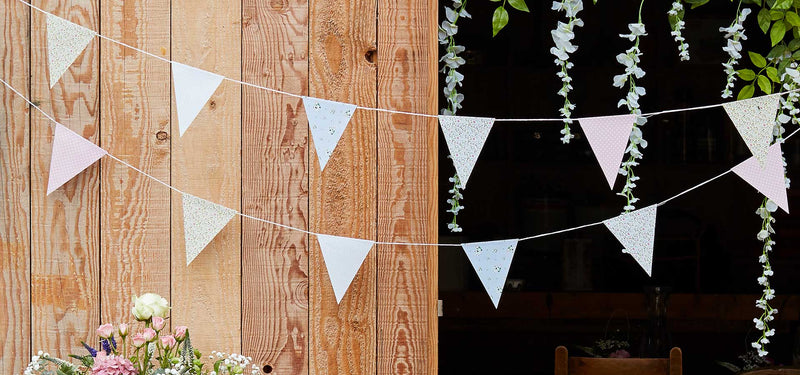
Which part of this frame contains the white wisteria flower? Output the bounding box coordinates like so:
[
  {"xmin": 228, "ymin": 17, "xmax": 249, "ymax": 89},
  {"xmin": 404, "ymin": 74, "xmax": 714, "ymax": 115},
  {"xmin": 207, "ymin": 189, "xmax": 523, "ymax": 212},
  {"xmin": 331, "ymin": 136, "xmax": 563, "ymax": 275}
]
[
  {"xmin": 720, "ymin": 7, "xmax": 752, "ymax": 98},
  {"xmin": 668, "ymin": 1, "xmax": 690, "ymax": 61},
  {"xmin": 752, "ymin": 197, "xmax": 780, "ymax": 357},
  {"xmin": 550, "ymin": 0, "xmax": 584, "ymax": 144}
]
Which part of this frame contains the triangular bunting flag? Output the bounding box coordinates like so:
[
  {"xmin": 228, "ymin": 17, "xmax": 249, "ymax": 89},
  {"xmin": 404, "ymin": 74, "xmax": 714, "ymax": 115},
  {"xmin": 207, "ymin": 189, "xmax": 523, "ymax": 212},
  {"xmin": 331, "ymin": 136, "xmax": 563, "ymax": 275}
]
[
  {"xmin": 723, "ymin": 95, "xmax": 780, "ymax": 167},
  {"xmin": 47, "ymin": 124, "xmax": 107, "ymax": 195},
  {"xmin": 172, "ymin": 62, "xmax": 224, "ymax": 136},
  {"xmin": 316, "ymin": 234, "xmax": 375, "ymax": 303},
  {"xmin": 603, "ymin": 204, "xmax": 658, "ymax": 276},
  {"xmin": 733, "ymin": 142, "xmax": 789, "ymax": 213},
  {"xmin": 461, "ymin": 239, "xmax": 519, "ymax": 308},
  {"xmin": 579, "ymin": 114, "xmax": 636, "ymax": 189},
  {"xmin": 438, "ymin": 115, "xmax": 495, "ymax": 187},
  {"xmin": 182, "ymin": 194, "xmax": 236, "ymax": 265},
  {"xmin": 303, "ymin": 97, "xmax": 357, "ymax": 170},
  {"xmin": 47, "ymin": 14, "xmax": 96, "ymax": 88}
]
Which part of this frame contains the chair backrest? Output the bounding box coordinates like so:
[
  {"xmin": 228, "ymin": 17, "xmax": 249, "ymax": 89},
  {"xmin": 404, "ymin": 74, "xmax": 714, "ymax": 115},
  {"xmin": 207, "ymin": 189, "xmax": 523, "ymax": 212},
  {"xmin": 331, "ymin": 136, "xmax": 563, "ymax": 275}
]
[{"xmin": 554, "ymin": 346, "xmax": 682, "ymax": 375}]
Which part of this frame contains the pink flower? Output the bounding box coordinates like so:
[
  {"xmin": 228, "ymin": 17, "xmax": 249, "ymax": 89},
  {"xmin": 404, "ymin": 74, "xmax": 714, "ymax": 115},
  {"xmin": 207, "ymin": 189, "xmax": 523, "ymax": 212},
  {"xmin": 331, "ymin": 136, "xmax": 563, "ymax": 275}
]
[
  {"xmin": 152, "ymin": 317, "xmax": 166, "ymax": 331},
  {"xmin": 141, "ymin": 328, "xmax": 156, "ymax": 342},
  {"xmin": 609, "ymin": 349, "xmax": 631, "ymax": 358},
  {"xmin": 96, "ymin": 323, "xmax": 114, "ymax": 339},
  {"xmin": 160, "ymin": 335, "xmax": 177, "ymax": 349},
  {"xmin": 174, "ymin": 326, "xmax": 188, "ymax": 340},
  {"xmin": 91, "ymin": 352, "xmax": 138, "ymax": 375},
  {"xmin": 131, "ymin": 333, "xmax": 146, "ymax": 348},
  {"xmin": 117, "ymin": 323, "xmax": 129, "ymax": 337}
]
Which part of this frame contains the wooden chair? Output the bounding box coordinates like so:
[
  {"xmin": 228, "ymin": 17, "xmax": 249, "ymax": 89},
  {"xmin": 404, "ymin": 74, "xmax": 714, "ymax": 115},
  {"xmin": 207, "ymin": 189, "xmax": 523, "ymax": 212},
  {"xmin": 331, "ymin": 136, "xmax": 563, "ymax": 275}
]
[
  {"xmin": 555, "ymin": 346, "xmax": 682, "ymax": 375},
  {"xmin": 739, "ymin": 368, "xmax": 800, "ymax": 375}
]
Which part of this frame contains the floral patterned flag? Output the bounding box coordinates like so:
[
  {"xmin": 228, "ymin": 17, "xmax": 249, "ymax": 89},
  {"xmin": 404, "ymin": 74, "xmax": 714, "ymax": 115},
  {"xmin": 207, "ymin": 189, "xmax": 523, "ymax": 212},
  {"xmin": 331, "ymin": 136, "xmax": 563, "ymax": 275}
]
[
  {"xmin": 462, "ymin": 239, "xmax": 519, "ymax": 308},
  {"xmin": 439, "ymin": 115, "xmax": 496, "ymax": 187},
  {"xmin": 172, "ymin": 62, "xmax": 224, "ymax": 136},
  {"xmin": 316, "ymin": 234, "xmax": 375, "ymax": 304},
  {"xmin": 723, "ymin": 95, "xmax": 781, "ymax": 167},
  {"xmin": 303, "ymin": 97, "xmax": 357, "ymax": 170},
  {"xmin": 47, "ymin": 124, "xmax": 107, "ymax": 195},
  {"xmin": 733, "ymin": 142, "xmax": 789, "ymax": 213},
  {"xmin": 603, "ymin": 204, "xmax": 658, "ymax": 276},
  {"xmin": 579, "ymin": 114, "xmax": 636, "ymax": 189},
  {"xmin": 182, "ymin": 194, "xmax": 236, "ymax": 265},
  {"xmin": 47, "ymin": 14, "xmax": 96, "ymax": 88}
]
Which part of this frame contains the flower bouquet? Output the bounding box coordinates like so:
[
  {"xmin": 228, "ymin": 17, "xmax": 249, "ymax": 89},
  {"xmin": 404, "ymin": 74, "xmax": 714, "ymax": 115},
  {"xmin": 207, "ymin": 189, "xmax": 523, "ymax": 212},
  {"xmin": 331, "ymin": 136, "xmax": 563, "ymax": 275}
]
[{"xmin": 23, "ymin": 293, "xmax": 260, "ymax": 375}]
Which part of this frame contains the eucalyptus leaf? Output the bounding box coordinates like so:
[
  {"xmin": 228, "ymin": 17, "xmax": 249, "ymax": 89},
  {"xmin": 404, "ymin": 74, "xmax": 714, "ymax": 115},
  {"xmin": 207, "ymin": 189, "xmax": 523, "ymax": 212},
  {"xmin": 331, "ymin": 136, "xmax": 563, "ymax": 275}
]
[
  {"xmin": 508, "ymin": 0, "xmax": 530, "ymax": 12},
  {"xmin": 738, "ymin": 84, "xmax": 756, "ymax": 100},
  {"xmin": 492, "ymin": 6, "xmax": 509, "ymax": 37}
]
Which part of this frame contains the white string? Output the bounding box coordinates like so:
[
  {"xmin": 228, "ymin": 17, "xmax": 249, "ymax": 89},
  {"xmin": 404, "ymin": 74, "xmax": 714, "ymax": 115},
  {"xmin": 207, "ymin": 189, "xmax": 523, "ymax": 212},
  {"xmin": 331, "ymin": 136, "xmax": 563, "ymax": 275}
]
[
  {"xmin": 19, "ymin": 0, "xmax": 800, "ymax": 123},
  {"xmin": 4, "ymin": 75, "xmax": 792, "ymax": 248}
]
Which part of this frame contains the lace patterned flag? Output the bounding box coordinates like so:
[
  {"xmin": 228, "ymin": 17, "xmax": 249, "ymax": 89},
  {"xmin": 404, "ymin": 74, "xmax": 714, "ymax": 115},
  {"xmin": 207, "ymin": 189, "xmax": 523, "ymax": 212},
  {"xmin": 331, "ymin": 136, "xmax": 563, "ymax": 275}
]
[
  {"xmin": 733, "ymin": 142, "xmax": 789, "ymax": 213},
  {"xmin": 579, "ymin": 114, "xmax": 636, "ymax": 189},
  {"xmin": 47, "ymin": 14, "xmax": 95, "ymax": 88},
  {"xmin": 172, "ymin": 62, "xmax": 224, "ymax": 136},
  {"xmin": 182, "ymin": 194, "xmax": 236, "ymax": 265},
  {"xmin": 462, "ymin": 239, "xmax": 519, "ymax": 308},
  {"xmin": 316, "ymin": 234, "xmax": 375, "ymax": 303},
  {"xmin": 723, "ymin": 95, "xmax": 780, "ymax": 167},
  {"xmin": 439, "ymin": 115, "xmax": 496, "ymax": 187},
  {"xmin": 603, "ymin": 204, "xmax": 658, "ymax": 276},
  {"xmin": 303, "ymin": 97, "xmax": 358, "ymax": 170},
  {"xmin": 47, "ymin": 124, "xmax": 107, "ymax": 195}
]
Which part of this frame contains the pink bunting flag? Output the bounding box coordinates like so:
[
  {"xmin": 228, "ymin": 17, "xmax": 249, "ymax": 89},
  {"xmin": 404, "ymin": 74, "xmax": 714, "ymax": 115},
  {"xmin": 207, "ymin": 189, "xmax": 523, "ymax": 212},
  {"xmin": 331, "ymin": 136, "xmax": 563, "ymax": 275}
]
[
  {"xmin": 579, "ymin": 114, "xmax": 636, "ymax": 189},
  {"xmin": 732, "ymin": 142, "xmax": 789, "ymax": 213},
  {"xmin": 603, "ymin": 204, "xmax": 658, "ymax": 276},
  {"xmin": 47, "ymin": 124, "xmax": 107, "ymax": 195}
]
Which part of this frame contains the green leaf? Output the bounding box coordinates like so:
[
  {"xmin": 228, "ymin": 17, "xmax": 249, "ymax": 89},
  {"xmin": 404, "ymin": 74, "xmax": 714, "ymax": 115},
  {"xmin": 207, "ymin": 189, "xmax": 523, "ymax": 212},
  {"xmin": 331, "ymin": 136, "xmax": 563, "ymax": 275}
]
[
  {"xmin": 757, "ymin": 75, "xmax": 773, "ymax": 94},
  {"xmin": 492, "ymin": 6, "xmax": 509, "ymax": 37},
  {"xmin": 771, "ymin": 20, "xmax": 787, "ymax": 45},
  {"xmin": 788, "ymin": 38, "xmax": 800, "ymax": 50},
  {"xmin": 767, "ymin": 44, "xmax": 787, "ymax": 59},
  {"xmin": 759, "ymin": 8, "xmax": 772, "ymax": 33},
  {"xmin": 774, "ymin": 0, "xmax": 793, "ymax": 9},
  {"xmin": 770, "ymin": 10, "xmax": 786, "ymax": 20},
  {"xmin": 508, "ymin": 0, "xmax": 529, "ymax": 12},
  {"xmin": 686, "ymin": 0, "xmax": 710, "ymax": 8},
  {"xmin": 749, "ymin": 51, "xmax": 768, "ymax": 68},
  {"xmin": 767, "ymin": 66, "xmax": 780, "ymax": 82},
  {"xmin": 737, "ymin": 69, "xmax": 757, "ymax": 80},
  {"xmin": 738, "ymin": 84, "xmax": 755, "ymax": 100},
  {"xmin": 787, "ymin": 11, "xmax": 800, "ymax": 26}
]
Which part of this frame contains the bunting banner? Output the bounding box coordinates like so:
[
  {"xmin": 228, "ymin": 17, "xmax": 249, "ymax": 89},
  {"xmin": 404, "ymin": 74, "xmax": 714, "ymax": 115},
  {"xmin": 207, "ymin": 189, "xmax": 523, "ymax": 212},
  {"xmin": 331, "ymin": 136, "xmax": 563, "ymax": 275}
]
[
  {"xmin": 303, "ymin": 97, "xmax": 358, "ymax": 170},
  {"xmin": 722, "ymin": 95, "xmax": 781, "ymax": 167},
  {"xmin": 462, "ymin": 239, "xmax": 519, "ymax": 308},
  {"xmin": 47, "ymin": 14, "xmax": 95, "ymax": 88},
  {"xmin": 47, "ymin": 124, "xmax": 107, "ymax": 195},
  {"xmin": 182, "ymin": 194, "xmax": 236, "ymax": 265},
  {"xmin": 579, "ymin": 114, "xmax": 636, "ymax": 189},
  {"xmin": 316, "ymin": 234, "xmax": 375, "ymax": 303},
  {"xmin": 439, "ymin": 115, "xmax": 496, "ymax": 187},
  {"xmin": 603, "ymin": 204, "xmax": 658, "ymax": 276},
  {"xmin": 172, "ymin": 62, "xmax": 225, "ymax": 137},
  {"xmin": 732, "ymin": 142, "xmax": 789, "ymax": 213}
]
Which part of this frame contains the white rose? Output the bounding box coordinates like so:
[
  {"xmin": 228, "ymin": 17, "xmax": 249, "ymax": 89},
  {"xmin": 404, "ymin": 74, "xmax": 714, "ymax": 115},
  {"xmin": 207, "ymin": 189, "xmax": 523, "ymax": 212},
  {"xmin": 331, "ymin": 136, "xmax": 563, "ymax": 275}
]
[{"xmin": 132, "ymin": 293, "xmax": 170, "ymax": 321}]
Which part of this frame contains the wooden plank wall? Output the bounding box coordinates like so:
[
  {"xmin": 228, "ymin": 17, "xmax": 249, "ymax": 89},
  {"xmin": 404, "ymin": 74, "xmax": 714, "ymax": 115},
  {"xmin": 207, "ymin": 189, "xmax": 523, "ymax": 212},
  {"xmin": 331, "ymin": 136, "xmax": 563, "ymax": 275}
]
[{"xmin": 0, "ymin": 0, "xmax": 438, "ymax": 374}]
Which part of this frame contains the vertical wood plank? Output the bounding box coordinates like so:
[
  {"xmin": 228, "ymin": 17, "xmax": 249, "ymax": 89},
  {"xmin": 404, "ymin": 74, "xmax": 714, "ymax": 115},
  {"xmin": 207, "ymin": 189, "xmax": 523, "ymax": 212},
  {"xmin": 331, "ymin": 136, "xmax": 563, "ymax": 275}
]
[
  {"xmin": 0, "ymin": 0, "xmax": 30, "ymax": 373},
  {"xmin": 241, "ymin": 0, "xmax": 309, "ymax": 373},
  {"xmin": 308, "ymin": 0, "xmax": 377, "ymax": 373},
  {"xmin": 376, "ymin": 0, "xmax": 438, "ymax": 374},
  {"xmin": 30, "ymin": 0, "xmax": 101, "ymax": 357},
  {"xmin": 99, "ymin": 0, "xmax": 171, "ymax": 326},
  {"xmin": 170, "ymin": 0, "xmax": 241, "ymax": 352}
]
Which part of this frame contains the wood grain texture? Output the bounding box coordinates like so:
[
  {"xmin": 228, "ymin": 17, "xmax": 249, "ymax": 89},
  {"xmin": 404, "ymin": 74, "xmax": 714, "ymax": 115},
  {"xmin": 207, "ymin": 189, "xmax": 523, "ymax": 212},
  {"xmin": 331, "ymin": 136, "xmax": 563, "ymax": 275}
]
[
  {"xmin": 170, "ymin": 0, "xmax": 241, "ymax": 353},
  {"xmin": 99, "ymin": 0, "xmax": 171, "ymax": 327},
  {"xmin": 0, "ymin": 1, "xmax": 30, "ymax": 373},
  {"xmin": 241, "ymin": 0, "xmax": 309, "ymax": 373},
  {"xmin": 308, "ymin": 0, "xmax": 377, "ymax": 373},
  {"xmin": 30, "ymin": 0, "xmax": 101, "ymax": 358},
  {"xmin": 376, "ymin": 0, "xmax": 438, "ymax": 374}
]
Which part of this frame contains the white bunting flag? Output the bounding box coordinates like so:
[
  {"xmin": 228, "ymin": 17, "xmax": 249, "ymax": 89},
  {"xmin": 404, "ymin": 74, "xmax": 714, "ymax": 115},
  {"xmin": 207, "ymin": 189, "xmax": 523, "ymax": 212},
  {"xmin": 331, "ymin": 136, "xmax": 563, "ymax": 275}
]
[
  {"xmin": 579, "ymin": 114, "xmax": 636, "ymax": 189},
  {"xmin": 733, "ymin": 142, "xmax": 789, "ymax": 213},
  {"xmin": 303, "ymin": 97, "xmax": 357, "ymax": 170},
  {"xmin": 462, "ymin": 239, "xmax": 519, "ymax": 308},
  {"xmin": 723, "ymin": 95, "xmax": 781, "ymax": 167},
  {"xmin": 47, "ymin": 124, "xmax": 107, "ymax": 195},
  {"xmin": 182, "ymin": 194, "xmax": 236, "ymax": 265},
  {"xmin": 316, "ymin": 234, "xmax": 375, "ymax": 303},
  {"xmin": 603, "ymin": 204, "xmax": 658, "ymax": 276},
  {"xmin": 172, "ymin": 62, "xmax": 225, "ymax": 136},
  {"xmin": 439, "ymin": 115, "xmax": 496, "ymax": 187},
  {"xmin": 47, "ymin": 14, "xmax": 96, "ymax": 88}
]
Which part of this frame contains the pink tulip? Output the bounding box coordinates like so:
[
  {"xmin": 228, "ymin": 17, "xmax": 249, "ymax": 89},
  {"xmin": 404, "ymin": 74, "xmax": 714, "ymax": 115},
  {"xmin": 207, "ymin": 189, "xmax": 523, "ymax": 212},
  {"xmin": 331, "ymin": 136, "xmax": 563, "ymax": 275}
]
[
  {"xmin": 160, "ymin": 335, "xmax": 177, "ymax": 349},
  {"xmin": 174, "ymin": 326, "xmax": 188, "ymax": 340},
  {"xmin": 131, "ymin": 333, "xmax": 146, "ymax": 348},
  {"xmin": 142, "ymin": 328, "xmax": 157, "ymax": 342},
  {"xmin": 117, "ymin": 323, "xmax": 129, "ymax": 337},
  {"xmin": 96, "ymin": 323, "xmax": 114, "ymax": 339},
  {"xmin": 152, "ymin": 316, "xmax": 166, "ymax": 331}
]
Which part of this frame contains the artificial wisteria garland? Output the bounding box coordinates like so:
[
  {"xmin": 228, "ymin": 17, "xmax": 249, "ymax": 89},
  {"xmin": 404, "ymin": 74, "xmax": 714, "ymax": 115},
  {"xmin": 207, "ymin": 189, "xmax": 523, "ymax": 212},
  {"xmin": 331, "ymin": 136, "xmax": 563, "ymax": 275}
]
[
  {"xmin": 550, "ymin": 0, "xmax": 584, "ymax": 144},
  {"xmin": 720, "ymin": 3, "xmax": 751, "ymax": 99},
  {"xmin": 668, "ymin": 1, "xmax": 690, "ymax": 61}
]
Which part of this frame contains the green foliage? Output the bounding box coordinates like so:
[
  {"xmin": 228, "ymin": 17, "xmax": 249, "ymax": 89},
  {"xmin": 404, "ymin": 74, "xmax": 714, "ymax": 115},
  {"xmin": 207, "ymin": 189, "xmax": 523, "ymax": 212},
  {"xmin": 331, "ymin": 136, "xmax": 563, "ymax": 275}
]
[{"xmin": 492, "ymin": 5, "xmax": 510, "ymax": 36}]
